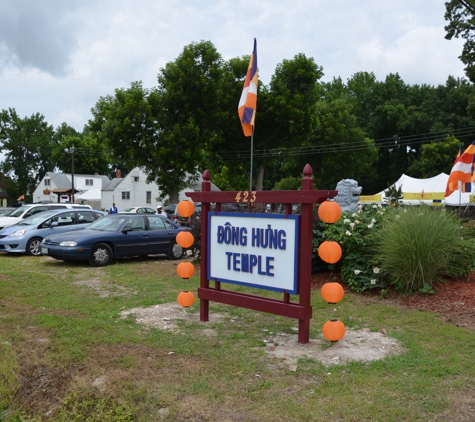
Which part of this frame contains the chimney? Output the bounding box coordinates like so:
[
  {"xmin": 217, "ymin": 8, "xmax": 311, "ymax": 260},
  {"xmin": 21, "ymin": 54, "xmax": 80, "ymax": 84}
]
[{"xmin": 115, "ymin": 169, "xmax": 121, "ymax": 178}]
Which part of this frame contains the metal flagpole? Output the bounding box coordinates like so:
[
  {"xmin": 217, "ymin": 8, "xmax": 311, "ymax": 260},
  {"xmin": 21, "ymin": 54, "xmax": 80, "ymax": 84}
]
[{"xmin": 250, "ymin": 130, "xmax": 254, "ymax": 191}]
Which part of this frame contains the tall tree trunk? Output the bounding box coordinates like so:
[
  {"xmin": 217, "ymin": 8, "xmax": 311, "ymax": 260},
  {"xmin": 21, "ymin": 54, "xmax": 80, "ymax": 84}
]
[{"xmin": 255, "ymin": 162, "xmax": 265, "ymax": 191}]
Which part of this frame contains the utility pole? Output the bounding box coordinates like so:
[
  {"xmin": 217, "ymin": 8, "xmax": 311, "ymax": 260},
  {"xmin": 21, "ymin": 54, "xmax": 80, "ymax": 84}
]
[
  {"xmin": 65, "ymin": 147, "xmax": 75, "ymax": 203},
  {"xmin": 71, "ymin": 147, "xmax": 75, "ymax": 203}
]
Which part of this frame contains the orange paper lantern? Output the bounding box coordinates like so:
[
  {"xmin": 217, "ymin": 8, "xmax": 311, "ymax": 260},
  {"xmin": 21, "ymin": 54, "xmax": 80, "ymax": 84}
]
[
  {"xmin": 322, "ymin": 320, "xmax": 346, "ymax": 342},
  {"xmin": 177, "ymin": 200, "xmax": 195, "ymax": 218},
  {"xmin": 176, "ymin": 231, "xmax": 194, "ymax": 248},
  {"xmin": 321, "ymin": 282, "xmax": 345, "ymax": 304},
  {"xmin": 177, "ymin": 262, "xmax": 195, "ymax": 279},
  {"xmin": 177, "ymin": 290, "xmax": 195, "ymax": 308},
  {"xmin": 318, "ymin": 241, "xmax": 342, "ymax": 264},
  {"xmin": 318, "ymin": 201, "xmax": 342, "ymax": 224}
]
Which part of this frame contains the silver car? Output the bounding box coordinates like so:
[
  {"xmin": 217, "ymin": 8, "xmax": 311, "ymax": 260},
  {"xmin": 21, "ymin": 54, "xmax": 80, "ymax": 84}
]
[{"xmin": 0, "ymin": 209, "xmax": 106, "ymax": 256}]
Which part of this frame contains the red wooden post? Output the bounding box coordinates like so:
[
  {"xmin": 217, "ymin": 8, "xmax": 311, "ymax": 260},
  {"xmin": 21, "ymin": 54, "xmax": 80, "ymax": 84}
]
[
  {"xmin": 199, "ymin": 170, "xmax": 211, "ymax": 322},
  {"xmin": 298, "ymin": 164, "xmax": 314, "ymax": 343}
]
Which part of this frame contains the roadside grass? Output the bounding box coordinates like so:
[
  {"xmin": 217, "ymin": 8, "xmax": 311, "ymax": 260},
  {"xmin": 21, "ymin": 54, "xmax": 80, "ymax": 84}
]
[{"xmin": 0, "ymin": 254, "xmax": 474, "ymax": 421}]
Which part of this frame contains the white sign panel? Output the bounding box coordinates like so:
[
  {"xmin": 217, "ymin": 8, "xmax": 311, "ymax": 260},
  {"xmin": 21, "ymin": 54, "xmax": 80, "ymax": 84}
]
[{"xmin": 207, "ymin": 213, "xmax": 299, "ymax": 294}]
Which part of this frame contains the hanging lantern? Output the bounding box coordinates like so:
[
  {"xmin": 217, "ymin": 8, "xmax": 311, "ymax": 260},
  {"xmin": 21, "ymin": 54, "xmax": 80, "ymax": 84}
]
[
  {"xmin": 177, "ymin": 291, "xmax": 195, "ymax": 308},
  {"xmin": 177, "ymin": 262, "xmax": 195, "ymax": 279},
  {"xmin": 318, "ymin": 201, "xmax": 342, "ymax": 224},
  {"xmin": 177, "ymin": 201, "xmax": 195, "ymax": 218},
  {"xmin": 321, "ymin": 282, "xmax": 345, "ymax": 304},
  {"xmin": 176, "ymin": 231, "xmax": 194, "ymax": 248},
  {"xmin": 322, "ymin": 320, "xmax": 346, "ymax": 342},
  {"xmin": 318, "ymin": 241, "xmax": 342, "ymax": 264}
]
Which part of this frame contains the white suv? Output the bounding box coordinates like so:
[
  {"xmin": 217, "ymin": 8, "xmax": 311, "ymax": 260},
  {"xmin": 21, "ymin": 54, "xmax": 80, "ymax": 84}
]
[{"xmin": 0, "ymin": 203, "xmax": 92, "ymax": 230}]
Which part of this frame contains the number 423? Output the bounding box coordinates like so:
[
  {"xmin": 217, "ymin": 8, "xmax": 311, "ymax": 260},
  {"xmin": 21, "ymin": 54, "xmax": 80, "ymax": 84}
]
[{"xmin": 235, "ymin": 191, "xmax": 257, "ymax": 203}]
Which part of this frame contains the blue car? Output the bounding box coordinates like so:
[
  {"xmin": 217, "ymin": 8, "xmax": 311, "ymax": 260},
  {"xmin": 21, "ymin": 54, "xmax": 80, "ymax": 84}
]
[
  {"xmin": 0, "ymin": 209, "xmax": 106, "ymax": 256},
  {"xmin": 40, "ymin": 213, "xmax": 188, "ymax": 267}
]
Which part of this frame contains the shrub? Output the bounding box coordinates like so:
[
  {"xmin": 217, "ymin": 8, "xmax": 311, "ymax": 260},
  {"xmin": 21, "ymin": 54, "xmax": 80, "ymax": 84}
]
[
  {"xmin": 371, "ymin": 205, "xmax": 475, "ymax": 293},
  {"xmin": 315, "ymin": 204, "xmax": 392, "ymax": 292}
]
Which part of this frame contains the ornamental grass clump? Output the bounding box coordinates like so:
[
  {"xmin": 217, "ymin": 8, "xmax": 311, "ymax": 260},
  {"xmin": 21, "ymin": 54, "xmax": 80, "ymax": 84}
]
[{"xmin": 371, "ymin": 205, "xmax": 475, "ymax": 293}]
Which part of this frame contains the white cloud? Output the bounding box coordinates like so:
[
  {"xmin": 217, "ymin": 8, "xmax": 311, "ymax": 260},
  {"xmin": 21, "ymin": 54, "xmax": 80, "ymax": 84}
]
[{"xmin": 0, "ymin": 0, "xmax": 468, "ymax": 132}]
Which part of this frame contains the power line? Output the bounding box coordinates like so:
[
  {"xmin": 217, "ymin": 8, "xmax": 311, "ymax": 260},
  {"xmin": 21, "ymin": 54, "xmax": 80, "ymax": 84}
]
[{"xmin": 215, "ymin": 126, "xmax": 475, "ymax": 160}]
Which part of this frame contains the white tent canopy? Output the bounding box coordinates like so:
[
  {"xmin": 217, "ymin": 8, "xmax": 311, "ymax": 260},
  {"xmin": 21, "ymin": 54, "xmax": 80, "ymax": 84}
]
[{"xmin": 362, "ymin": 173, "xmax": 474, "ymax": 206}]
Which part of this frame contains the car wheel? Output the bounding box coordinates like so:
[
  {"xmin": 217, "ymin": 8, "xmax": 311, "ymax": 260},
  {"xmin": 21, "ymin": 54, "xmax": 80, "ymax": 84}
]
[
  {"xmin": 89, "ymin": 243, "xmax": 113, "ymax": 267},
  {"xmin": 26, "ymin": 237, "xmax": 43, "ymax": 256},
  {"xmin": 168, "ymin": 240, "xmax": 183, "ymax": 260}
]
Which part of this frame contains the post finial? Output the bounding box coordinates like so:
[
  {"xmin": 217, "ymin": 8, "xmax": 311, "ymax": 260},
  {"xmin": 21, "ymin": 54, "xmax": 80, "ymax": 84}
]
[{"xmin": 303, "ymin": 164, "xmax": 313, "ymax": 178}]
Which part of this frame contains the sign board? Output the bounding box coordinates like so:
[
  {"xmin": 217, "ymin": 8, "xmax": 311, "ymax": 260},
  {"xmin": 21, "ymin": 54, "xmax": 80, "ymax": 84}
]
[{"xmin": 208, "ymin": 212, "xmax": 299, "ymax": 294}]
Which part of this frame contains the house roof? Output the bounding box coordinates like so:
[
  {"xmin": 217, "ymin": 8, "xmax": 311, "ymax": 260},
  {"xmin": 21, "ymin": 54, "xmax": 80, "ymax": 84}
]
[
  {"xmin": 45, "ymin": 172, "xmax": 110, "ymax": 188},
  {"xmin": 102, "ymin": 178, "xmax": 123, "ymax": 191}
]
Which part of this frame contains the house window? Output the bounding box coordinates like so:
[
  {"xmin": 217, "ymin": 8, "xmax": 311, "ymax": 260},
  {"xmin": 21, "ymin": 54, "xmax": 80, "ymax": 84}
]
[
  {"xmin": 146, "ymin": 191, "xmax": 151, "ymax": 204},
  {"xmin": 85, "ymin": 179, "xmax": 93, "ymax": 186},
  {"xmin": 44, "ymin": 179, "xmax": 51, "ymax": 186},
  {"xmin": 122, "ymin": 191, "xmax": 130, "ymax": 200}
]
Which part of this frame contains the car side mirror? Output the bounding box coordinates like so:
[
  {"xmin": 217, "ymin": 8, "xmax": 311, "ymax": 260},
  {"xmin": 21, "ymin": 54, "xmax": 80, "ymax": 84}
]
[
  {"xmin": 122, "ymin": 227, "xmax": 132, "ymax": 233},
  {"xmin": 50, "ymin": 221, "xmax": 59, "ymax": 228}
]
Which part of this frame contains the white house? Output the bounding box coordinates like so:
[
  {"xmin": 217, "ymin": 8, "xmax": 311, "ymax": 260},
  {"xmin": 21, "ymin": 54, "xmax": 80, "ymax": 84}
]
[
  {"xmin": 32, "ymin": 172, "xmax": 110, "ymax": 206},
  {"xmin": 101, "ymin": 167, "xmax": 220, "ymax": 212}
]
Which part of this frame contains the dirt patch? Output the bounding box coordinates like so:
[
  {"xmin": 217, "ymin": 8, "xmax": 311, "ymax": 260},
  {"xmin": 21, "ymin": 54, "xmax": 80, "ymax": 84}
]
[
  {"xmin": 120, "ymin": 302, "xmax": 226, "ymax": 333},
  {"xmin": 120, "ymin": 301, "xmax": 404, "ymax": 367},
  {"xmin": 264, "ymin": 329, "xmax": 403, "ymax": 366}
]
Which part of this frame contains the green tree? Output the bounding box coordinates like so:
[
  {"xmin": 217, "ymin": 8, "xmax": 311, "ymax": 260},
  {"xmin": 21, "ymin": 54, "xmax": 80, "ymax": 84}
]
[
  {"xmin": 408, "ymin": 135, "xmax": 462, "ymax": 178},
  {"xmin": 88, "ymin": 41, "xmax": 223, "ymax": 202},
  {"xmin": 0, "ymin": 108, "xmax": 56, "ymax": 198},
  {"xmin": 311, "ymin": 96, "xmax": 378, "ymax": 191},
  {"xmin": 445, "ymin": 0, "xmax": 475, "ymax": 83},
  {"xmin": 52, "ymin": 123, "xmax": 112, "ymax": 176}
]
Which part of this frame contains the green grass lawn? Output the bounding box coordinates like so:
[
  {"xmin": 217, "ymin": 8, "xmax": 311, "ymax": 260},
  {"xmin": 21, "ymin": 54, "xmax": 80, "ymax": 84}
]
[{"xmin": 1, "ymin": 254, "xmax": 474, "ymax": 421}]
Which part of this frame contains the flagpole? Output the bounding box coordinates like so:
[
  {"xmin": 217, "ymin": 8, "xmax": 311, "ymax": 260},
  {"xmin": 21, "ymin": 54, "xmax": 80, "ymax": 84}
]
[{"xmin": 250, "ymin": 130, "xmax": 254, "ymax": 191}]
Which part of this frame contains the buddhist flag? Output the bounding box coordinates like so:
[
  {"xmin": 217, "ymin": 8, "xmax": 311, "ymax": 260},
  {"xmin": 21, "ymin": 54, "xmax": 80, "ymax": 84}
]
[
  {"xmin": 445, "ymin": 141, "xmax": 475, "ymax": 197},
  {"xmin": 238, "ymin": 38, "xmax": 258, "ymax": 137}
]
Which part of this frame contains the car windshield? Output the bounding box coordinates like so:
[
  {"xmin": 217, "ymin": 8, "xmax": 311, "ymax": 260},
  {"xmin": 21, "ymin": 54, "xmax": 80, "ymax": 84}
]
[
  {"xmin": 121, "ymin": 207, "xmax": 135, "ymax": 212},
  {"xmin": 8, "ymin": 205, "xmax": 30, "ymax": 218},
  {"xmin": 88, "ymin": 216, "xmax": 128, "ymax": 232},
  {"xmin": 18, "ymin": 210, "xmax": 59, "ymax": 226}
]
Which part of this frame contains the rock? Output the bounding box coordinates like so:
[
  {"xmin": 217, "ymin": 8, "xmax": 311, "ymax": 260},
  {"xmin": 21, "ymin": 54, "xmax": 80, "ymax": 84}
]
[{"xmin": 266, "ymin": 343, "xmax": 276, "ymax": 351}]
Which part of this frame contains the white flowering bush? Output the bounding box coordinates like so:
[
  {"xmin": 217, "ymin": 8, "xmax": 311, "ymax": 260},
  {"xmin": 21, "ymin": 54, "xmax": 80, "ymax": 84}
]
[{"xmin": 315, "ymin": 204, "xmax": 393, "ymax": 292}]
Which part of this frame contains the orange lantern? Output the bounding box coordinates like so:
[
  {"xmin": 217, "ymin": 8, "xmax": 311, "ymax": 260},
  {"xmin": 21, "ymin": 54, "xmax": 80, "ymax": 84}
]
[
  {"xmin": 318, "ymin": 241, "xmax": 342, "ymax": 264},
  {"xmin": 177, "ymin": 201, "xmax": 195, "ymax": 218},
  {"xmin": 322, "ymin": 320, "xmax": 346, "ymax": 342},
  {"xmin": 321, "ymin": 282, "xmax": 345, "ymax": 304},
  {"xmin": 177, "ymin": 291, "xmax": 195, "ymax": 308},
  {"xmin": 176, "ymin": 231, "xmax": 194, "ymax": 248},
  {"xmin": 318, "ymin": 201, "xmax": 342, "ymax": 224},
  {"xmin": 177, "ymin": 262, "xmax": 195, "ymax": 279}
]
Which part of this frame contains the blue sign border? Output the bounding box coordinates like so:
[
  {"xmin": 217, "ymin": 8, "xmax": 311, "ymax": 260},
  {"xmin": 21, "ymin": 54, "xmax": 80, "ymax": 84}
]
[{"xmin": 207, "ymin": 212, "xmax": 299, "ymax": 294}]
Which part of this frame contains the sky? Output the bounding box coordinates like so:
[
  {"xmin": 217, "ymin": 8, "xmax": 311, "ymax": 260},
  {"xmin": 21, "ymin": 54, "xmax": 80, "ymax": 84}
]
[{"xmin": 0, "ymin": 0, "xmax": 468, "ymax": 132}]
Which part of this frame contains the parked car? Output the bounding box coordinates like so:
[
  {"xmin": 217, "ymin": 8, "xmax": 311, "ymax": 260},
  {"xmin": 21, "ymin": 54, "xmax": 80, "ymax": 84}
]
[
  {"xmin": 0, "ymin": 209, "xmax": 106, "ymax": 256},
  {"xmin": 0, "ymin": 203, "xmax": 92, "ymax": 230},
  {"xmin": 40, "ymin": 214, "xmax": 188, "ymax": 267},
  {"xmin": 0, "ymin": 207, "xmax": 15, "ymax": 216},
  {"xmin": 174, "ymin": 202, "xmax": 201, "ymax": 226},
  {"xmin": 163, "ymin": 203, "xmax": 178, "ymax": 219},
  {"xmin": 120, "ymin": 206, "xmax": 157, "ymax": 214}
]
